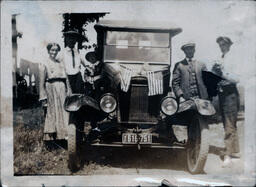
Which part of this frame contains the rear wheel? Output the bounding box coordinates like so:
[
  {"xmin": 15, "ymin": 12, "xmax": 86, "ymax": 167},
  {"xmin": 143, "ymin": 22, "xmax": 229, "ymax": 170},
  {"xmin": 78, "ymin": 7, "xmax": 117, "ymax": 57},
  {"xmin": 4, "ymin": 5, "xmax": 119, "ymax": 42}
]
[
  {"xmin": 67, "ymin": 123, "xmax": 81, "ymax": 171},
  {"xmin": 186, "ymin": 115, "xmax": 209, "ymax": 174}
]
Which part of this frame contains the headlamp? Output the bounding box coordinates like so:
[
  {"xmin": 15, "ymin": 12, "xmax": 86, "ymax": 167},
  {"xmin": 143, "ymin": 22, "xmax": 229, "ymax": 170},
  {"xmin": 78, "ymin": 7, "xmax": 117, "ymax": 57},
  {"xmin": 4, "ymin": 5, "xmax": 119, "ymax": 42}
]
[
  {"xmin": 160, "ymin": 96, "xmax": 178, "ymax": 116},
  {"xmin": 99, "ymin": 93, "xmax": 117, "ymax": 113}
]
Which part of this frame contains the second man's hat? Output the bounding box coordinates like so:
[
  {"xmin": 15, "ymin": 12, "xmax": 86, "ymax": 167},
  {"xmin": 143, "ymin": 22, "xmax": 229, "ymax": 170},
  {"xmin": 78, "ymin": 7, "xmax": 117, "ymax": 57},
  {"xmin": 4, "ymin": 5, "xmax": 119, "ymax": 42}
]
[
  {"xmin": 181, "ymin": 42, "xmax": 196, "ymax": 51},
  {"xmin": 216, "ymin": 36, "xmax": 233, "ymax": 46}
]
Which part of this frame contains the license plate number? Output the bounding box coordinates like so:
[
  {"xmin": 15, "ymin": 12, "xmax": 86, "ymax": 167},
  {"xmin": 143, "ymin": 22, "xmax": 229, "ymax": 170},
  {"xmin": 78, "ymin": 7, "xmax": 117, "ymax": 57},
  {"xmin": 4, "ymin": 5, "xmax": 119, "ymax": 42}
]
[{"xmin": 122, "ymin": 133, "xmax": 152, "ymax": 144}]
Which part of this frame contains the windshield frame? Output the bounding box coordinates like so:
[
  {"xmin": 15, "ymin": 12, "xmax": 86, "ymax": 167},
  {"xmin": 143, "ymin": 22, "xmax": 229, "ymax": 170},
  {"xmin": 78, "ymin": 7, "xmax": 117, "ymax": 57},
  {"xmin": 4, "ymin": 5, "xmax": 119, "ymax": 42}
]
[{"xmin": 103, "ymin": 31, "xmax": 172, "ymax": 65}]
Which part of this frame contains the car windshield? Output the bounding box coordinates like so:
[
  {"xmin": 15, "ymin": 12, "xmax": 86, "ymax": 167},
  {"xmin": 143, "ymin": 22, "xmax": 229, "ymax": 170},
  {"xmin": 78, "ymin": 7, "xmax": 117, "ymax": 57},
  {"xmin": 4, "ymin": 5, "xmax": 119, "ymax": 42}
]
[{"xmin": 104, "ymin": 31, "xmax": 170, "ymax": 64}]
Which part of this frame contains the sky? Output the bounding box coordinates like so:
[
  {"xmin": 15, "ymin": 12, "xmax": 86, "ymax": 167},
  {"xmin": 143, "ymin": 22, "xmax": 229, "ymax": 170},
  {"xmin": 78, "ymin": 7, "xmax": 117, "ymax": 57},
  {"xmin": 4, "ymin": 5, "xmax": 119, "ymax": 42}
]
[{"xmin": 8, "ymin": 0, "xmax": 256, "ymax": 83}]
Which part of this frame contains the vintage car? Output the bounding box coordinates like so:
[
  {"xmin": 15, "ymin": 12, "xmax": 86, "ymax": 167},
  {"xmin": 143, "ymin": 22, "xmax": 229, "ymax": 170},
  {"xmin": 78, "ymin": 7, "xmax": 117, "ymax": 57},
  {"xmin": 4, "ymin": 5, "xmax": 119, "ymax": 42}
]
[{"xmin": 64, "ymin": 20, "xmax": 216, "ymax": 174}]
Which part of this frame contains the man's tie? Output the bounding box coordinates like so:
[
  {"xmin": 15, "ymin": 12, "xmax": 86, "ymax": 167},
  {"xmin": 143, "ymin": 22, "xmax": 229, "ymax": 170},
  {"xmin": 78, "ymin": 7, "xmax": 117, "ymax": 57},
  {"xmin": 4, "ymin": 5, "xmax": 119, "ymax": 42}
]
[
  {"xmin": 71, "ymin": 48, "xmax": 75, "ymax": 68},
  {"xmin": 188, "ymin": 59, "xmax": 193, "ymax": 73}
]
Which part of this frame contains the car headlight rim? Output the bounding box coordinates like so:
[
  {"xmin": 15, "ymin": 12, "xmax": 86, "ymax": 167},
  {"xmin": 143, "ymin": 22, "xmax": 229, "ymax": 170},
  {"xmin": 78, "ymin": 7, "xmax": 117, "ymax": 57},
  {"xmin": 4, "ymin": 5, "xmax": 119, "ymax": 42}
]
[
  {"xmin": 160, "ymin": 96, "xmax": 178, "ymax": 116},
  {"xmin": 99, "ymin": 93, "xmax": 117, "ymax": 113}
]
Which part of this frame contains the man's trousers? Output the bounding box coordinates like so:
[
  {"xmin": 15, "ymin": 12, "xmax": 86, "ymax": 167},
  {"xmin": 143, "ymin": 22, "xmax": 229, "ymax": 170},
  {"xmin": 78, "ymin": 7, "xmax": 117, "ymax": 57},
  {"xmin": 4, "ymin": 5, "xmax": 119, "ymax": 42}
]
[{"xmin": 219, "ymin": 87, "xmax": 240, "ymax": 156}]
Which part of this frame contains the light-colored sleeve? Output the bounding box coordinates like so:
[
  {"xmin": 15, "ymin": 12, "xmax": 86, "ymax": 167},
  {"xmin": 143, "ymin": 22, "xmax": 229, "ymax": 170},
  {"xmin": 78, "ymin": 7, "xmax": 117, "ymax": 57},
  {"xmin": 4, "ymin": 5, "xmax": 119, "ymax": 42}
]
[
  {"xmin": 58, "ymin": 56, "xmax": 72, "ymax": 95},
  {"xmin": 210, "ymin": 57, "xmax": 239, "ymax": 83},
  {"xmin": 79, "ymin": 53, "xmax": 88, "ymax": 68},
  {"xmin": 222, "ymin": 70, "xmax": 239, "ymax": 83},
  {"xmin": 222, "ymin": 54, "xmax": 240, "ymax": 83},
  {"xmin": 57, "ymin": 52, "xmax": 65, "ymax": 69},
  {"xmin": 201, "ymin": 62, "xmax": 208, "ymax": 71},
  {"xmin": 39, "ymin": 63, "xmax": 47, "ymax": 101}
]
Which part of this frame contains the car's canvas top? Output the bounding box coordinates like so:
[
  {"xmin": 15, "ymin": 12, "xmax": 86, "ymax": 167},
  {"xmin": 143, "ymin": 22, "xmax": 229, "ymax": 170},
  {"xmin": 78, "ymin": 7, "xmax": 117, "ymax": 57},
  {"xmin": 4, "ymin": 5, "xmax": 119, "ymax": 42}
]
[{"xmin": 95, "ymin": 20, "xmax": 182, "ymax": 36}]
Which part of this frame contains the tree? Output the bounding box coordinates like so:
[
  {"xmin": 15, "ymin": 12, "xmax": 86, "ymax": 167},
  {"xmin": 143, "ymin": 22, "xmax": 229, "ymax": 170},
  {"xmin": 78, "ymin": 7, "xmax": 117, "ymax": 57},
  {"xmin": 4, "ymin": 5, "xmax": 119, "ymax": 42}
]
[{"xmin": 62, "ymin": 13, "xmax": 108, "ymax": 49}]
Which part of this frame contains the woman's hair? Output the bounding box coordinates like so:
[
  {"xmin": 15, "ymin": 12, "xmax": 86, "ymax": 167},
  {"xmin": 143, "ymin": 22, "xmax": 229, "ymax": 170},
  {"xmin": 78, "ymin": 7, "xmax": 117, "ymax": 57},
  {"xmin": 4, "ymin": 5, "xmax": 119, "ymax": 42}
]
[{"xmin": 46, "ymin": 43, "xmax": 61, "ymax": 52}]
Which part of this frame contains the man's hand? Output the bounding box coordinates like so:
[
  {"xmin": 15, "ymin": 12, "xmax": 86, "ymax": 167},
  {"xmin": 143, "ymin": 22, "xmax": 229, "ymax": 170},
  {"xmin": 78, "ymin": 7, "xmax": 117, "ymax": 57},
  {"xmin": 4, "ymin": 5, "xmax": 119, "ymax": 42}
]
[
  {"xmin": 167, "ymin": 91, "xmax": 175, "ymax": 97},
  {"xmin": 212, "ymin": 63, "xmax": 223, "ymax": 76},
  {"xmin": 179, "ymin": 96, "xmax": 186, "ymax": 103}
]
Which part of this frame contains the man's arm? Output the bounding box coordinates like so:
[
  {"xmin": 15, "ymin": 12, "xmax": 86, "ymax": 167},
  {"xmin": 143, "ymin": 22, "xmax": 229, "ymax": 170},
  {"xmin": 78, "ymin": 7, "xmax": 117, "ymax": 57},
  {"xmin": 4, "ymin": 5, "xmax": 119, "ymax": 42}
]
[
  {"xmin": 201, "ymin": 62, "xmax": 208, "ymax": 71},
  {"xmin": 39, "ymin": 64, "xmax": 47, "ymax": 101},
  {"xmin": 80, "ymin": 55, "xmax": 87, "ymax": 68},
  {"xmin": 211, "ymin": 58, "xmax": 239, "ymax": 83},
  {"xmin": 172, "ymin": 63, "xmax": 184, "ymax": 99},
  {"xmin": 221, "ymin": 70, "xmax": 239, "ymax": 83}
]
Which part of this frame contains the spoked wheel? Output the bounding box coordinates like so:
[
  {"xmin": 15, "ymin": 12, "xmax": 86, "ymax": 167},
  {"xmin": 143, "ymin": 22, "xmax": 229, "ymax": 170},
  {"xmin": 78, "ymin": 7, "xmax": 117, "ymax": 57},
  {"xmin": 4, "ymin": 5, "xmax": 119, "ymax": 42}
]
[
  {"xmin": 186, "ymin": 115, "xmax": 209, "ymax": 174},
  {"xmin": 67, "ymin": 123, "xmax": 81, "ymax": 172}
]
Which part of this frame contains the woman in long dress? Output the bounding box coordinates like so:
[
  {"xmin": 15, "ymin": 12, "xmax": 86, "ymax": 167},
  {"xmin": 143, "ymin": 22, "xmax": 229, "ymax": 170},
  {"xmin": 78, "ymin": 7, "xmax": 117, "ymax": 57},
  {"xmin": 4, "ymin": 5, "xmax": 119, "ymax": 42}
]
[{"xmin": 39, "ymin": 43, "xmax": 70, "ymax": 141}]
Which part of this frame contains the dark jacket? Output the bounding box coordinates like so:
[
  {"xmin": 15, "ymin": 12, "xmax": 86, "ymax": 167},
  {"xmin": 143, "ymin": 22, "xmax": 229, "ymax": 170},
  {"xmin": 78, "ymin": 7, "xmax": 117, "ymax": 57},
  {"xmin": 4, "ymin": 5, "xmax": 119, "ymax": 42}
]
[{"xmin": 172, "ymin": 59, "xmax": 209, "ymax": 100}]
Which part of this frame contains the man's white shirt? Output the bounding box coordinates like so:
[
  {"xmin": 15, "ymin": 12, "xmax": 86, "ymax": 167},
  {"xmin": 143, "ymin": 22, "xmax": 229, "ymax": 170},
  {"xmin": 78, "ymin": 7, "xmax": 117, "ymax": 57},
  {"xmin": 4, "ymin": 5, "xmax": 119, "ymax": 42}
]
[
  {"xmin": 186, "ymin": 57, "xmax": 194, "ymax": 62},
  {"xmin": 217, "ymin": 51, "xmax": 239, "ymax": 83},
  {"xmin": 63, "ymin": 47, "xmax": 86, "ymax": 75}
]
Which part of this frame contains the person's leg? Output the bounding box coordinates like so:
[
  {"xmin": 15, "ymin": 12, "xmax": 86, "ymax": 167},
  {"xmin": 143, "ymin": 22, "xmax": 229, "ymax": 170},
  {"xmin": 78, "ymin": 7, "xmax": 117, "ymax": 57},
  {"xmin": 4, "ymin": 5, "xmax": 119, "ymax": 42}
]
[
  {"xmin": 220, "ymin": 93, "xmax": 240, "ymax": 167},
  {"xmin": 223, "ymin": 93, "xmax": 240, "ymax": 155},
  {"xmin": 222, "ymin": 111, "xmax": 240, "ymax": 166},
  {"xmin": 223, "ymin": 113, "xmax": 237, "ymax": 154},
  {"xmin": 84, "ymin": 82, "xmax": 93, "ymax": 96},
  {"xmin": 75, "ymin": 72, "xmax": 84, "ymax": 94},
  {"xmin": 67, "ymin": 75, "xmax": 77, "ymax": 93},
  {"xmin": 219, "ymin": 93, "xmax": 231, "ymax": 167}
]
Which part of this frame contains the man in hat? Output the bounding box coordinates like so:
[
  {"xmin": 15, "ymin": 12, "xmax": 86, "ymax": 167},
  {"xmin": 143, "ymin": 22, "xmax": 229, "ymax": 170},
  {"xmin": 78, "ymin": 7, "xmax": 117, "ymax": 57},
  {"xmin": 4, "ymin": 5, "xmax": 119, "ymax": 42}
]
[
  {"xmin": 172, "ymin": 42, "xmax": 209, "ymax": 103},
  {"xmin": 84, "ymin": 51, "xmax": 102, "ymax": 96},
  {"xmin": 171, "ymin": 43, "xmax": 209, "ymax": 147},
  {"xmin": 213, "ymin": 36, "xmax": 240, "ymax": 167},
  {"xmin": 63, "ymin": 29, "xmax": 87, "ymax": 94}
]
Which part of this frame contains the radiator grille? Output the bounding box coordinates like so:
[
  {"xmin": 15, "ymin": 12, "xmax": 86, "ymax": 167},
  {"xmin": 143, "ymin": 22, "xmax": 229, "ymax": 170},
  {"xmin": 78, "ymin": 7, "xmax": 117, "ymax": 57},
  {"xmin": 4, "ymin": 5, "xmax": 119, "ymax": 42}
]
[{"xmin": 119, "ymin": 78, "xmax": 159, "ymax": 123}]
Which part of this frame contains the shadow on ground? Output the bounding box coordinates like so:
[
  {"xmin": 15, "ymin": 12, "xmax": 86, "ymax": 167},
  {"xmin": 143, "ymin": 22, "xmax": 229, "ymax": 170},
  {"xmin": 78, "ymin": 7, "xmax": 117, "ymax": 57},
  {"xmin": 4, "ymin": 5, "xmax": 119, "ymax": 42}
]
[{"xmin": 79, "ymin": 146, "xmax": 188, "ymax": 171}]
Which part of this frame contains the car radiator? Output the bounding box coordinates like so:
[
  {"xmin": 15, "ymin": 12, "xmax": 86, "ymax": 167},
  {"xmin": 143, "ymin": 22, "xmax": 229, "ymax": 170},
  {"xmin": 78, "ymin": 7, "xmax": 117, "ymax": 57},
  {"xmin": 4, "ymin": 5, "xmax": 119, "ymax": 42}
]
[{"xmin": 119, "ymin": 77, "xmax": 159, "ymax": 124}]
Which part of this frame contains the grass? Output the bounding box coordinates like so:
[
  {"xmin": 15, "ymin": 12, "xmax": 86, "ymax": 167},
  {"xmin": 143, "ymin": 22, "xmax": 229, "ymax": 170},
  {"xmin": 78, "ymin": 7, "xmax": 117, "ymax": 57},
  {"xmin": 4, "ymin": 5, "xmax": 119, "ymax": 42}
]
[{"xmin": 13, "ymin": 107, "xmax": 70, "ymax": 175}]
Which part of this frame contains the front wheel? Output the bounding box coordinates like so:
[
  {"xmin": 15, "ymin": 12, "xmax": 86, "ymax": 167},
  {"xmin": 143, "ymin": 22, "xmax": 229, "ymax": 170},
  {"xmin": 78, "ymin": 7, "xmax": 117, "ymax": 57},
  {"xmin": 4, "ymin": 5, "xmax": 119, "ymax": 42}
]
[
  {"xmin": 186, "ymin": 115, "xmax": 209, "ymax": 174},
  {"xmin": 67, "ymin": 123, "xmax": 81, "ymax": 171}
]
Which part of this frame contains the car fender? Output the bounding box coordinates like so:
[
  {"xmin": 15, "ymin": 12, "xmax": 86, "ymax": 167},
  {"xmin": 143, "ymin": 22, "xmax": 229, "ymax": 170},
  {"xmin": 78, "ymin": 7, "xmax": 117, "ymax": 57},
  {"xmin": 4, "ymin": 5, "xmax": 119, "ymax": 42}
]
[
  {"xmin": 64, "ymin": 94, "xmax": 100, "ymax": 112},
  {"xmin": 193, "ymin": 99, "xmax": 216, "ymax": 116}
]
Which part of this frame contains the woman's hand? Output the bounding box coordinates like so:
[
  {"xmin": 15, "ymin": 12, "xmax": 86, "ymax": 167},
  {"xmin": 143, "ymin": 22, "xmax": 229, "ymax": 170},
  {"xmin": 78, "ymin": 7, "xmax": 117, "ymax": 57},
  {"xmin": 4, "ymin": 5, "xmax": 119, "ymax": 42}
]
[
  {"xmin": 67, "ymin": 87, "xmax": 72, "ymax": 96},
  {"xmin": 41, "ymin": 99, "xmax": 47, "ymax": 107}
]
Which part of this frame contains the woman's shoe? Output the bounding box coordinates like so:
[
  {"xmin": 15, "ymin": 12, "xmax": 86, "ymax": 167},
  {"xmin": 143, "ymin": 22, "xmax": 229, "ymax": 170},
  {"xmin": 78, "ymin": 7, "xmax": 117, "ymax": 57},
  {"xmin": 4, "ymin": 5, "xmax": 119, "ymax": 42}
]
[
  {"xmin": 230, "ymin": 152, "xmax": 241, "ymax": 159},
  {"xmin": 222, "ymin": 155, "xmax": 232, "ymax": 168}
]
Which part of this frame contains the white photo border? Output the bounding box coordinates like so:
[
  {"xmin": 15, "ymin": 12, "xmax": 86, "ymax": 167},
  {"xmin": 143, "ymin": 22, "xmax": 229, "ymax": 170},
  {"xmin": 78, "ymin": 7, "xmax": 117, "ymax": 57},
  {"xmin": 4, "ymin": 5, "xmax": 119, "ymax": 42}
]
[{"xmin": 1, "ymin": 1, "xmax": 256, "ymax": 186}]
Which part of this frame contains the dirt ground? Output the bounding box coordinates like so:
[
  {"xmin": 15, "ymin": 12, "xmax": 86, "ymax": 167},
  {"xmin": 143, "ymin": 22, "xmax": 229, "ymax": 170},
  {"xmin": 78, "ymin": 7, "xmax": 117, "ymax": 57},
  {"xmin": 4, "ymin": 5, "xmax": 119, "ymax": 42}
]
[{"xmin": 13, "ymin": 106, "xmax": 244, "ymax": 176}]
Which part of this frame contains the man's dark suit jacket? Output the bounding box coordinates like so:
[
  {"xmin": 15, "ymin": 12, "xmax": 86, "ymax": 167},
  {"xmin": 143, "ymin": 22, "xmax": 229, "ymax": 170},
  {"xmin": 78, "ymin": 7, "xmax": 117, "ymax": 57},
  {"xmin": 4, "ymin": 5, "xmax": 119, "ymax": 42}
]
[{"xmin": 172, "ymin": 59, "xmax": 209, "ymax": 100}]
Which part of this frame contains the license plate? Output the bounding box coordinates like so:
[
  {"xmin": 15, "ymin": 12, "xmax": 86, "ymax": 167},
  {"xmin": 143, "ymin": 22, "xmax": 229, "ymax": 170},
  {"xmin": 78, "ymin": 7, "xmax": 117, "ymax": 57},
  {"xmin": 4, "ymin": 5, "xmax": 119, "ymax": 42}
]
[{"xmin": 122, "ymin": 133, "xmax": 152, "ymax": 144}]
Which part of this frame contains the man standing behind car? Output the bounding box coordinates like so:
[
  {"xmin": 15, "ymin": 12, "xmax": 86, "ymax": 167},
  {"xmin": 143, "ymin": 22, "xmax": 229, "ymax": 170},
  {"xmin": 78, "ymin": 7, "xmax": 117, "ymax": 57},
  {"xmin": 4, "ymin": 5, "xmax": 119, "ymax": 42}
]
[
  {"xmin": 63, "ymin": 29, "xmax": 87, "ymax": 94},
  {"xmin": 172, "ymin": 42, "xmax": 209, "ymax": 103},
  {"xmin": 212, "ymin": 36, "xmax": 240, "ymax": 167}
]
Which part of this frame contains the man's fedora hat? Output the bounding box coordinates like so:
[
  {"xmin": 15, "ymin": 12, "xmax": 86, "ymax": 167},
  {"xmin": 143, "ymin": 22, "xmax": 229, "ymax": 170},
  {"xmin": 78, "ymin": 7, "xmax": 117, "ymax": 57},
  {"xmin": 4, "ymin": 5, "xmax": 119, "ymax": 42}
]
[
  {"xmin": 216, "ymin": 36, "xmax": 233, "ymax": 46},
  {"xmin": 181, "ymin": 42, "xmax": 196, "ymax": 51}
]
